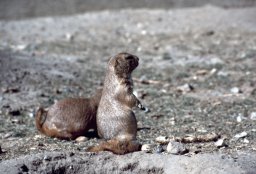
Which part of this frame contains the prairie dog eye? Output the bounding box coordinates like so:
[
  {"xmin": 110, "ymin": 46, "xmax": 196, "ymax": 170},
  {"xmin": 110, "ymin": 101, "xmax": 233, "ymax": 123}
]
[{"xmin": 125, "ymin": 56, "xmax": 134, "ymax": 60}]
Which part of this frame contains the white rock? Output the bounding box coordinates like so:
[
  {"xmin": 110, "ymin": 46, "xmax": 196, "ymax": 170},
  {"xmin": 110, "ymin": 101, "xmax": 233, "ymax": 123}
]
[
  {"xmin": 243, "ymin": 138, "xmax": 249, "ymax": 144},
  {"xmin": 155, "ymin": 136, "xmax": 169, "ymax": 144},
  {"xmin": 217, "ymin": 71, "xmax": 228, "ymax": 77},
  {"xmin": 28, "ymin": 112, "xmax": 34, "ymax": 118},
  {"xmin": 141, "ymin": 144, "xmax": 152, "ymax": 152},
  {"xmin": 210, "ymin": 68, "xmax": 217, "ymax": 75},
  {"xmin": 230, "ymin": 87, "xmax": 242, "ymax": 94},
  {"xmin": 236, "ymin": 115, "xmax": 242, "ymax": 122},
  {"xmin": 234, "ymin": 132, "xmax": 248, "ymax": 139},
  {"xmin": 167, "ymin": 141, "xmax": 187, "ymax": 155},
  {"xmin": 250, "ymin": 112, "xmax": 256, "ymax": 120},
  {"xmin": 215, "ymin": 138, "xmax": 225, "ymax": 147},
  {"xmin": 176, "ymin": 83, "xmax": 194, "ymax": 93},
  {"xmin": 11, "ymin": 44, "xmax": 27, "ymax": 51},
  {"xmin": 75, "ymin": 136, "xmax": 88, "ymax": 143}
]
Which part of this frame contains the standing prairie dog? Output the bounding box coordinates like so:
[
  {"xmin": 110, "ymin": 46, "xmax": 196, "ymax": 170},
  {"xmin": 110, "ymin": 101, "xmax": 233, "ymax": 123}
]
[
  {"xmin": 87, "ymin": 52, "xmax": 146, "ymax": 154},
  {"xmin": 35, "ymin": 89, "xmax": 102, "ymax": 139}
]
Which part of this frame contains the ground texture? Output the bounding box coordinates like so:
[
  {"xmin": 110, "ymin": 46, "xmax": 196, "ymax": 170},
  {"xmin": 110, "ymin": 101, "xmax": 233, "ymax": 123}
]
[{"xmin": 0, "ymin": 6, "xmax": 256, "ymax": 173}]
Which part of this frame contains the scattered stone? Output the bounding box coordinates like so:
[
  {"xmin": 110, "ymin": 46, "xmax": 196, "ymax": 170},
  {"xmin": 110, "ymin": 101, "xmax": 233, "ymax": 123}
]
[
  {"xmin": 3, "ymin": 133, "xmax": 12, "ymax": 139},
  {"xmin": 250, "ymin": 112, "xmax": 256, "ymax": 120},
  {"xmin": 169, "ymin": 117, "xmax": 175, "ymax": 125},
  {"xmin": 236, "ymin": 115, "xmax": 242, "ymax": 122},
  {"xmin": 210, "ymin": 68, "xmax": 217, "ymax": 75},
  {"xmin": 11, "ymin": 44, "xmax": 27, "ymax": 51},
  {"xmin": 34, "ymin": 135, "xmax": 44, "ymax": 140},
  {"xmin": 175, "ymin": 133, "xmax": 219, "ymax": 143},
  {"xmin": 236, "ymin": 114, "xmax": 247, "ymax": 122},
  {"xmin": 195, "ymin": 69, "xmax": 208, "ymax": 76},
  {"xmin": 155, "ymin": 136, "xmax": 169, "ymax": 145},
  {"xmin": 141, "ymin": 30, "xmax": 147, "ymax": 35},
  {"xmin": 230, "ymin": 87, "xmax": 242, "ymax": 94},
  {"xmin": 28, "ymin": 112, "xmax": 34, "ymax": 118},
  {"xmin": 234, "ymin": 132, "xmax": 248, "ymax": 139},
  {"xmin": 155, "ymin": 145, "xmax": 164, "ymax": 153},
  {"xmin": 134, "ymin": 77, "xmax": 162, "ymax": 85},
  {"xmin": 215, "ymin": 138, "xmax": 226, "ymax": 148},
  {"xmin": 65, "ymin": 33, "xmax": 74, "ymax": 41},
  {"xmin": 217, "ymin": 71, "xmax": 228, "ymax": 77},
  {"xmin": 167, "ymin": 141, "xmax": 188, "ymax": 155},
  {"xmin": 141, "ymin": 144, "xmax": 152, "ymax": 153},
  {"xmin": 11, "ymin": 118, "xmax": 22, "ymax": 124},
  {"xmin": 196, "ymin": 128, "xmax": 208, "ymax": 133},
  {"xmin": 43, "ymin": 155, "xmax": 52, "ymax": 161},
  {"xmin": 75, "ymin": 136, "xmax": 88, "ymax": 143},
  {"xmin": 243, "ymin": 138, "xmax": 249, "ymax": 144},
  {"xmin": 176, "ymin": 83, "xmax": 194, "ymax": 93}
]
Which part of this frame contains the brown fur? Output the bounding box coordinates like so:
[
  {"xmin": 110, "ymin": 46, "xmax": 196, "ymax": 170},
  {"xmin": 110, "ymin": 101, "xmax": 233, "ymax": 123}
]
[
  {"xmin": 87, "ymin": 139, "xmax": 141, "ymax": 155},
  {"xmin": 35, "ymin": 89, "xmax": 102, "ymax": 139},
  {"xmin": 87, "ymin": 52, "xmax": 143, "ymax": 154}
]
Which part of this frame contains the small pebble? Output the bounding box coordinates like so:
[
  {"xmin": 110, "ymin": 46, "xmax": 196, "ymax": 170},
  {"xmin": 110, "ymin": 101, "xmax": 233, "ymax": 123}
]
[
  {"xmin": 4, "ymin": 133, "xmax": 12, "ymax": 139},
  {"xmin": 210, "ymin": 68, "xmax": 217, "ymax": 75},
  {"xmin": 34, "ymin": 134, "xmax": 44, "ymax": 140},
  {"xmin": 43, "ymin": 155, "xmax": 51, "ymax": 161},
  {"xmin": 236, "ymin": 115, "xmax": 242, "ymax": 122},
  {"xmin": 141, "ymin": 30, "xmax": 147, "ymax": 35},
  {"xmin": 155, "ymin": 145, "xmax": 164, "ymax": 154},
  {"xmin": 196, "ymin": 69, "xmax": 208, "ymax": 76},
  {"xmin": 230, "ymin": 87, "xmax": 242, "ymax": 94},
  {"xmin": 75, "ymin": 136, "xmax": 88, "ymax": 143},
  {"xmin": 176, "ymin": 84, "xmax": 194, "ymax": 93},
  {"xmin": 215, "ymin": 138, "xmax": 225, "ymax": 147},
  {"xmin": 243, "ymin": 138, "xmax": 249, "ymax": 144},
  {"xmin": 234, "ymin": 132, "xmax": 248, "ymax": 139},
  {"xmin": 28, "ymin": 112, "xmax": 34, "ymax": 118},
  {"xmin": 155, "ymin": 136, "xmax": 169, "ymax": 145},
  {"xmin": 217, "ymin": 71, "xmax": 228, "ymax": 77},
  {"xmin": 11, "ymin": 118, "xmax": 21, "ymax": 124},
  {"xmin": 141, "ymin": 144, "xmax": 152, "ymax": 153},
  {"xmin": 65, "ymin": 33, "xmax": 74, "ymax": 41},
  {"xmin": 167, "ymin": 141, "xmax": 188, "ymax": 155},
  {"xmin": 250, "ymin": 112, "xmax": 256, "ymax": 120},
  {"xmin": 11, "ymin": 44, "xmax": 27, "ymax": 51}
]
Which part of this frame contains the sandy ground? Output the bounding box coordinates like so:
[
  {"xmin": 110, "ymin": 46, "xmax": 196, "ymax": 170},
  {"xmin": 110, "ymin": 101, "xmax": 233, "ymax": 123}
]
[{"xmin": 0, "ymin": 6, "xmax": 256, "ymax": 173}]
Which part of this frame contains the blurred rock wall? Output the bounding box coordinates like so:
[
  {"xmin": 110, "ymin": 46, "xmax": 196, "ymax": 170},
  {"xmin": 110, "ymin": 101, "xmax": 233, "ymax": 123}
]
[{"xmin": 1, "ymin": 0, "xmax": 256, "ymax": 20}]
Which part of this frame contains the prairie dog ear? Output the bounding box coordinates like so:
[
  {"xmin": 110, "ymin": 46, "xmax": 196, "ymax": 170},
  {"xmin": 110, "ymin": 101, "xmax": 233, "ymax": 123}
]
[{"xmin": 108, "ymin": 56, "xmax": 115, "ymax": 66}]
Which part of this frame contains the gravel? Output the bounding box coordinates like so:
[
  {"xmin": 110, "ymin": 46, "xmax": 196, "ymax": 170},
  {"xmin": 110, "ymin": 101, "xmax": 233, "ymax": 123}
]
[{"xmin": 0, "ymin": 5, "xmax": 256, "ymax": 173}]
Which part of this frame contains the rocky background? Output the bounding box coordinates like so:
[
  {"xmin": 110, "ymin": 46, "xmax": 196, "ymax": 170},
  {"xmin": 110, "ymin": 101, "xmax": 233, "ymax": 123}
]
[{"xmin": 0, "ymin": 1, "xmax": 256, "ymax": 173}]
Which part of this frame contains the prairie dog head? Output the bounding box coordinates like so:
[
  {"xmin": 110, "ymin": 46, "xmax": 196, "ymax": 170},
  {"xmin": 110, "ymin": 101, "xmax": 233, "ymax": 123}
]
[{"xmin": 108, "ymin": 53, "xmax": 139, "ymax": 77}]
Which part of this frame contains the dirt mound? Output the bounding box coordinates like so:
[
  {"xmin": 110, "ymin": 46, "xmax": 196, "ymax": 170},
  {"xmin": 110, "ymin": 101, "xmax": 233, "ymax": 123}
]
[{"xmin": 1, "ymin": 151, "xmax": 255, "ymax": 174}]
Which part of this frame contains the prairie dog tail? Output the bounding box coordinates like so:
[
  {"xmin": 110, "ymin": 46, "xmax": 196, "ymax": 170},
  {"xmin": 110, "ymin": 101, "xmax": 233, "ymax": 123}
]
[
  {"xmin": 35, "ymin": 107, "xmax": 47, "ymax": 134},
  {"xmin": 87, "ymin": 139, "xmax": 141, "ymax": 155}
]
